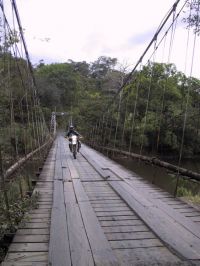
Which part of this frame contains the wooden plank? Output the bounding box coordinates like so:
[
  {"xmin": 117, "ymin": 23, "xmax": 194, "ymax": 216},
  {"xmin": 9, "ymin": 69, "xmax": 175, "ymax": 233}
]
[
  {"xmin": 79, "ymin": 201, "xmax": 119, "ymax": 266},
  {"xmin": 86, "ymin": 191, "xmax": 116, "ymax": 195},
  {"xmin": 67, "ymin": 158, "xmax": 80, "ymax": 179},
  {"xmin": 62, "ymin": 167, "xmax": 71, "ymax": 182},
  {"xmin": 103, "ymin": 225, "xmax": 149, "ymax": 233},
  {"xmin": 185, "ymin": 213, "xmax": 200, "ymax": 217},
  {"xmin": 105, "ymin": 231, "xmax": 155, "ymax": 241},
  {"xmin": 66, "ymin": 202, "xmax": 94, "ymax": 266},
  {"xmin": 33, "ymin": 205, "xmax": 52, "ymax": 209},
  {"xmin": 90, "ymin": 199, "xmax": 123, "ymax": 204},
  {"xmin": 110, "ymin": 180, "xmax": 200, "ymax": 260},
  {"xmin": 100, "ymin": 219, "xmax": 143, "ymax": 227},
  {"xmin": 13, "ymin": 234, "xmax": 49, "ymax": 243},
  {"xmin": 89, "ymin": 197, "xmax": 121, "ymax": 201},
  {"xmin": 91, "ymin": 202, "xmax": 127, "ymax": 207},
  {"xmin": 61, "ymin": 157, "xmax": 68, "ymax": 168},
  {"xmin": 1, "ymin": 263, "xmax": 47, "ymax": 266},
  {"xmin": 18, "ymin": 222, "xmax": 49, "ymax": 229},
  {"xmin": 114, "ymin": 247, "xmax": 182, "ymax": 265},
  {"xmin": 96, "ymin": 211, "xmax": 134, "ymax": 217},
  {"xmin": 98, "ymin": 216, "xmax": 139, "ymax": 221},
  {"xmin": 49, "ymin": 178, "xmax": 71, "ymax": 266},
  {"xmin": 88, "ymin": 195, "xmax": 119, "ymax": 199},
  {"xmin": 9, "ymin": 243, "xmax": 48, "ymax": 252},
  {"xmin": 84, "ymin": 188, "xmax": 113, "ymax": 192},
  {"xmin": 48, "ymin": 205, "xmax": 71, "ymax": 266},
  {"xmin": 23, "ymin": 218, "xmax": 50, "ymax": 223},
  {"xmin": 29, "ymin": 209, "xmax": 51, "ymax": 214},
  {"xmin": 53, "ymin": 180, "xmax": 64, "ymax": 206},
  {"xmin": 94, "ymin": 206, "xmax": 130, "ymax": 212},
  {"xmin": 73, "ymin": 179, "xmax": 90, "ymax": 202},
  {"xmin": 4, "ymin": 252, "xmax": 48, "ymax": 263},
  {"xmin": 81, "ymin": 150, "xmax": 111, "ymax": 180},
  {"xmin": 25, "ymin": 213, "xmax": 51, "ymax": 219},
  {"xmin": 17, "ymin": 229, "xmax": 49, "ymax": 235},
  {"xmin": 125, "ymin": 179, "xmax": 200, "ymax": 239},
  {"xmin": 64, "ymin": 181, "xmax": 77, "ymax": 203},
  {"xmin": 38, "ymin": 197, "xmax": 53, "ymax": 201},
  {"xmin": 110, "ymin": 238, "xmax": 163, "ymax": 249},
  {"xmin": 54, "ymin": 159, "xmax": 63, "ymax": 180}
]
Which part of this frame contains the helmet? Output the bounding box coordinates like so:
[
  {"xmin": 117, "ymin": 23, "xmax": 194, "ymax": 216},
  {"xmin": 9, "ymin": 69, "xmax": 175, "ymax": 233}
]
[{"xmin": 69, "ymin": 125, "xmax": 74, "ymax": 130}]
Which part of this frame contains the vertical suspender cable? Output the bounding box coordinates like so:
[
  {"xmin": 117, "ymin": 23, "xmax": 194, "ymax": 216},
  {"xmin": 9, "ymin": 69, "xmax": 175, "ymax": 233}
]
[{"xmin": 174, "ymin": 0, "xmax": 199, "ymax": 197}]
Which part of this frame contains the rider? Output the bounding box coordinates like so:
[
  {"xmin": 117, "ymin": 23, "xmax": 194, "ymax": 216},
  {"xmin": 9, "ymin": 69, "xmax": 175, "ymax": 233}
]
[{"xmin": 66, "ymin": 125, "xmax": 81, "ymax": 152}]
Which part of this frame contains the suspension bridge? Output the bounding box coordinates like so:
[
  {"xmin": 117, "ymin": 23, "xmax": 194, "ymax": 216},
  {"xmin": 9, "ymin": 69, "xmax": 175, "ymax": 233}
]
[{"xmin": 1, "ymin": 0, "xmax": 200, "ymax": 265}]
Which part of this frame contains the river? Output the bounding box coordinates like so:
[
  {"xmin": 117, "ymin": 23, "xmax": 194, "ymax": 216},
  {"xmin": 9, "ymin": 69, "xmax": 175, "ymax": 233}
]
[{"xmin": 110, "ymin": 154, "xmax": 200, "ymax": 196}]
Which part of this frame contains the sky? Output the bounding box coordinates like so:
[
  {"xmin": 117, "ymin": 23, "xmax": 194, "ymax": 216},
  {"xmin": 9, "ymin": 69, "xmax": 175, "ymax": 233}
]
[{"xmin": 5, "ymin": 0, "xmax": 200, "ymax": 77}]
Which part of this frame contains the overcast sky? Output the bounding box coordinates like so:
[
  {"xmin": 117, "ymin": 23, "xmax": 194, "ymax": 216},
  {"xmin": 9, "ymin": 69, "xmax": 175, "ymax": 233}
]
[{"xmin": 8, "ymin": 0, "xmax": 200, "ymax": 77}]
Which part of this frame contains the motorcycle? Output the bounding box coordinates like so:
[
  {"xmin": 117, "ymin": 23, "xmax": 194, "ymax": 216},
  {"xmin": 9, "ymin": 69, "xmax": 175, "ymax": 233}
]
[{"xmin": 69, "ymin": 135, "xmax": 78, "ymax": 159}]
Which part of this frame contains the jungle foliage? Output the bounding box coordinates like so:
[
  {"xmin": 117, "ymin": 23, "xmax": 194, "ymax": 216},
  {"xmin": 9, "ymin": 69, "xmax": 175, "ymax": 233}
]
[{"xmin": 35, "ymin": 57, "xmax": 200, "ymax": 158}]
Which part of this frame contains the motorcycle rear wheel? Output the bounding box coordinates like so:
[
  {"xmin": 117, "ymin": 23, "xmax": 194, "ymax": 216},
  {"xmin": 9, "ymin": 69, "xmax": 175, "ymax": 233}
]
[{"xmin": 72, "ymin": 145, "xmax": 77, "ymax": 159}]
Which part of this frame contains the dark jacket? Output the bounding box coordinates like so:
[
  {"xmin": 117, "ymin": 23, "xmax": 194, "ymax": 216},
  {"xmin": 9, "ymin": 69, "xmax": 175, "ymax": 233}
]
[{"xmin": 66, "ymin": 129, "xmax": 80, "ymax": 137}]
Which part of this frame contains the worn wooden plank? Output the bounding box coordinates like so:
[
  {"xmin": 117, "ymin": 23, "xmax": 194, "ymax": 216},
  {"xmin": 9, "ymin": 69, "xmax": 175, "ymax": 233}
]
[
  {"xmin": 17, "ymin": 229, "xmax": 49, "ymax": 235},
  {"xmin": 4, "ymin": 252, "xmax": 48, "ymax": 263},
  {"xmin": 114, "ymin": 247, "xmax": 182, "ymax": 265},
  {"xmin": 64, "ymin": 181, "xmax": 77, "ymax": 203},
  {"xmin": 62, "ymin": 167, "xmax": 71, "ymax": 182},
  {"xmin": 105, "ymin": 231, "xmax": 155, "ymax": 241},
  {"xmin": 48, "ymin": 205, "xmax": 71, "ymax": 266},
  {"xmin": 73, "ymin": 179, "xmax": 90, "ymax": 202},
  {"xmin": 110, "ymin": 238, "xmax": 163, "ymax": 249},
  {"xmin": 89, "ymin": 197, "xmax": 121, "ymax": 201},
  {"xmin": 79, "ymin": 201, "xmax": 119, "ymax": 266},
  {"xmin": 13, "ymin": 234, "xmax": 49, "ymax": 243},
  {"xmin": 67, "ymin": 158, "xmax": 80, "ymax": 179},
  {"xmin": 91, "ymin": 202, "xmax": 127, "ymax": 207},
  {"xmin": 49, "ymin": 179, "xmax": 71, "ymax": 266},
  {"xmin": 98, "ymin": 216, "xmax": 139, "ymax": 221},
  {"xmin": 1, "ymin": 263, "xmax": 47, "ymax": 266},
  {"xmin": 70, "ymin": 164, "xmax": 118, "ymax": 266},
  {"xmin": 61, "ymin": 157, "xmax": 68, "ymax": 168},
  {"xmin": 81, "ymin": 150, "xmax": 111, "ymax": 180},
  {"xmin": 18, "ymin": 222, "xmax": 50, "ymax": 229},
  {"xmin": 25, "ymin": 213, "xmax": 51, "ymax": 219},
  {"xmin": 66, "ymin": 202, "xmax": 94, "ymax": 266},
  {"xmin": 86, "ymin": 191, "xmax": 116, "ymax": 195},
  {"xmin": 103, "ymin": 225, "xmax": 149, "ymax": 233},
  {"xmin": 100, "ymin": 219, "xmax": 143, "ymax": 227},
  {"xmin": 23, "ymin": 218, "xmax": 50, "ymax": 223},
  {"xmin": 53, "ymin": 180, "xmax": 64, "ymax": 205},
  {"xmin": 96, "ymin": 211, "xmax": 134, "ymax": 217},
  {"xmin": 54, "ymin": 159, "xmax": 63, "ymax": 180},
  {"xmin": 9, "ymin": 243, "xmax": 48, "ymax": 252},
  {"xmin": 110, "ymin": 180, "xmax": 200, "ymax": 260},
  {"xmin": 29, "ymin": 209, "xmax": 51, "ymax": 214},
  {"xmin": 125, "ymin": 179, "xmax": 200, "ymax": 239},
  {"xmin": 94, "ymin": 206, "xmax": 130, "ymax": 212},
  {"xmin": 85, "ymin": 188, "xmax": 113, "ymax": 192}
]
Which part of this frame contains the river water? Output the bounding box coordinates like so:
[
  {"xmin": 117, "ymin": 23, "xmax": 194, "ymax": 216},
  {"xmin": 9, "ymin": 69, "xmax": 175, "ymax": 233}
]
[{"xmin": 110, "ymin": 154, "xmax": 200, "ymax": 196}]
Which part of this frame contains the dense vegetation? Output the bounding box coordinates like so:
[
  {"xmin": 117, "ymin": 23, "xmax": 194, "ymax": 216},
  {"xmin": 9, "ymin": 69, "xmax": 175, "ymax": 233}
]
[
  {"xmin": 1, "ymin": 1, "xmax": 200, "ymax": 261},
  {"xmin": 34, "ymin": 57, "xmax": 200, "ymax": 158}
]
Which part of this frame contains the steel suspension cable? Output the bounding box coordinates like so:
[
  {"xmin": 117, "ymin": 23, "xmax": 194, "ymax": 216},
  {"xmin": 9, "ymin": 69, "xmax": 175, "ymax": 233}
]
[
  {"xmin": 139, "ymin": 40, "xmax": 158, "ymax": 156},
  {"xmin": 113, "ymin": 91, "xmax": 122, "ymax": 150},
  {"xmin": 156, "ymin": 6, "xmax": 178, "ymax": 151},
  {"xmin": 128, "ymin": 64, "xmax": 142, "ymax": 154},
  {"xmin": 106, "ymin": 0, "xmax": 181, "ymax": 109},
  {"xmin": 174, "ymin": 0, "xmax": 199, "ymax": 196}
]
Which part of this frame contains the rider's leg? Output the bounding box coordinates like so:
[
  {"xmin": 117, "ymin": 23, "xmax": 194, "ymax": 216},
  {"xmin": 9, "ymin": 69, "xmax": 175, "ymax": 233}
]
[
  {"xmin": 77, "ymin": 141, "xmax": 81, "ymax": 152},
  {"xmin": 69, "ymin": 142, "xmax": 72, "ymax": 152}
]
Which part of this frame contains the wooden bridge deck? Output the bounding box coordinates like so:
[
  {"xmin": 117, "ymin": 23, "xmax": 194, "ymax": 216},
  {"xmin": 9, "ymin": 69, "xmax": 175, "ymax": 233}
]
[{"xmin": 2, "ymin": 135, "xmax": 200, "ymax": 266}]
